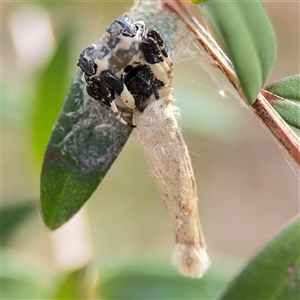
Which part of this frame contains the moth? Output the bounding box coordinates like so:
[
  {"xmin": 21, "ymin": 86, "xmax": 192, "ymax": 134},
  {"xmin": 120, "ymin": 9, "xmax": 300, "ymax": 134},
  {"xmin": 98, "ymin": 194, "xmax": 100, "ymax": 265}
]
[{"xmin": 77, "ymin": 15, "xmax": 210, "ymax": 278}]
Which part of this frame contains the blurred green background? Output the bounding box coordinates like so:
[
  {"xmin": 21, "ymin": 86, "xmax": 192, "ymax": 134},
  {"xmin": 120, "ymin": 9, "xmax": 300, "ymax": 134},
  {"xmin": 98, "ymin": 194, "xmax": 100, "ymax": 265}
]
[{"xmin": 2, "ymin": 1, "xmax": 299, "ymax": 298}]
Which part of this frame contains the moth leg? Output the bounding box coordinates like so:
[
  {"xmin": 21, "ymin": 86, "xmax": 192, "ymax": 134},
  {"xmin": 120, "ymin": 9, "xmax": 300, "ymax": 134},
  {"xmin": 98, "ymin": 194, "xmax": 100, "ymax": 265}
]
[
  {"xmin": 99, "ymin": 71, "xmax": 136, "ymax": 128},
  {"xmin": 142, "ymin": 31, "xmax": 174, "ymax": 87},
  {"xmin": 109, "ymin": 100, "xmax": 135, "ymax": 128},
  {"xmin": 86, "ymin": 78, "xmax": 110, "ymax": 107},
  {"xmin": 100, "ymin": 71, "xmax": 136, "ymax": 109},
  {"xmin": 86, "ymin": 74, "xmax": 135, "ymax": 127},
  {"xmin": 147, "ymin": 29, "xmax": 174, "ymax": 71}
]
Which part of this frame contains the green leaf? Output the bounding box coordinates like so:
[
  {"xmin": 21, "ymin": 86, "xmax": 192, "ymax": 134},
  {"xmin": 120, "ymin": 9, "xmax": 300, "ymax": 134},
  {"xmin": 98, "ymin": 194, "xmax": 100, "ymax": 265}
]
[
  {"xmin": 1, "ymin": 202, "xmax": 36, "ymax": 246},
  {"xmin": 40, "ymin": 71, "xmax": 132, "ymax": 230},
  {"xmin": 190, "ymin": 0, "xmax": 206, "ymax": 4},
  {"xmin": 100, "ymin": 259, "xmax": 232, "ymax": 299},
  {"xmin": 265, "ymin": 74, "xmax": 300, "ymax": 101},
  {"xmin": 2, "ymin": 251, "xmax": 53, "ymax": 299},
  {"xmin": 262, "ymin": 75, "xmax": 300, "ymax": 129},
  {"xmin": 219, "ymin": 217, "xmax": 300, "ymax": 299},
  {"xmin": 271, "ymin": 99, "xmax": 300, "ymax": 129},
  {"xmin": 2, "ymin": 277, "xmax": 48, "ymax": 299},
  {"xmin": 55, "ymin": 266, "xmax": 98, "ymax": 299},
  {"xmin": 32, "ymin": 28, "xmax": 74, "ymax": 165},
  {"xmin": 201, "ymin": 0, "xmax": 276, "ymax": 104}
]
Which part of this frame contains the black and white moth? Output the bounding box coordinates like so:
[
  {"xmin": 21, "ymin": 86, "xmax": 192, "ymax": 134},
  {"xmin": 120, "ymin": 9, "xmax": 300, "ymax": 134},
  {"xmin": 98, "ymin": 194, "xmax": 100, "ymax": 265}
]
[{"xmin": 77, "ymin": 15, "xmax": 210, "ymax": 278}]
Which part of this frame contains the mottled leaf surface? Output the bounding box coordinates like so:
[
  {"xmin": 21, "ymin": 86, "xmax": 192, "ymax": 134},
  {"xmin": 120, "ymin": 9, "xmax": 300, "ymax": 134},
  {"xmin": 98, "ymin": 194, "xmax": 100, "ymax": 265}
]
[
  {"xmin": 201, "ymin": 0, "xmax": 276, "ymax": 104},
  {"xmin": 40, "ymin": 71, "xmax": 132, "ymax": 230},
  {"xmin": 219, "ymin": 217, "xmax": 300, "ymax": 299}
]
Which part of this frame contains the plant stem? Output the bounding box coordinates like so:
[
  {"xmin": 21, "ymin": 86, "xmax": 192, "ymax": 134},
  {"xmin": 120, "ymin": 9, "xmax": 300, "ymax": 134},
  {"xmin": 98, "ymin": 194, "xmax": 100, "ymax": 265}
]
[{"xmin": 164, "ymin": 0, "xmax": 300, "ymax": 168}]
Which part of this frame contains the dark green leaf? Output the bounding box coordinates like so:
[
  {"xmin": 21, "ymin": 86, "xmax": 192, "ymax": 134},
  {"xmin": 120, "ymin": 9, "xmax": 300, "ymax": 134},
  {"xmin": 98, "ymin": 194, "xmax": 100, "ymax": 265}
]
[
  {"xmin": 265, "ymin": 74, "xmax": 300, "ymax": 101},
  {"xmin": 32, "ymin": 28, "xmax": 74, "ymax": 165},
  {"xmin": 201, "ymin": 0, "xmax": 276, "ymax": 104},
  {"xmin": 1, "ymin": 202, "xmax": 36, "ymax": 246},
  {"xmin": 219, "ymin": 217, "xmax": 300, "ymax": 299},
  {"xmin": 276, "ymin": 262, "xmax": 300, "ymax": 299},
  {"xmin": 40, "ymin": 71, "xmax": 132, "ymax": 230}
]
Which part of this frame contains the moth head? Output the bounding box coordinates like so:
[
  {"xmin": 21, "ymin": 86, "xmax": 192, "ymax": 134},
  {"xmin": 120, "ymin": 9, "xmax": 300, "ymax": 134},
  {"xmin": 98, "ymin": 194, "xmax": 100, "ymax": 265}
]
[
  {"xmin": 105, "ymin": 15, "xmax": 145, "ymax": 39},
  {"xmin": 77, "ymin": 44, "xmax": 99, "ymax": 76}
]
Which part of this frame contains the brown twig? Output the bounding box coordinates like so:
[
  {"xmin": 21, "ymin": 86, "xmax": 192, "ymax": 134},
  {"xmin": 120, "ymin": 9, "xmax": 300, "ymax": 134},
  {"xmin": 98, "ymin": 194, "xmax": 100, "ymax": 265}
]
[{"xmin": 164, "ymin": 0, "xmax": 300, "ymax": 167}]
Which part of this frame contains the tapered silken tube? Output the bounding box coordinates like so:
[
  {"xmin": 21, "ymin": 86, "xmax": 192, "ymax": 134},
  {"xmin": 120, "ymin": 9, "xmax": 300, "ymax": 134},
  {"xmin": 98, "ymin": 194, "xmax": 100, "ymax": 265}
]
[{"xmin": 133, "ymin": 87, "xmax": 210, "ymax": 278}]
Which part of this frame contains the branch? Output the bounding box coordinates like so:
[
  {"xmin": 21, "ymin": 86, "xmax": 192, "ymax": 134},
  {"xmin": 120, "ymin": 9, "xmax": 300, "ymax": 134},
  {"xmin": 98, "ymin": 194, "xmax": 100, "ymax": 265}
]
[{"xmin": 164, "ymin": 0, "xmax": 300, "ymax": 168}]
